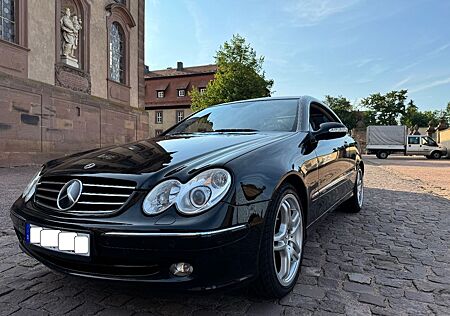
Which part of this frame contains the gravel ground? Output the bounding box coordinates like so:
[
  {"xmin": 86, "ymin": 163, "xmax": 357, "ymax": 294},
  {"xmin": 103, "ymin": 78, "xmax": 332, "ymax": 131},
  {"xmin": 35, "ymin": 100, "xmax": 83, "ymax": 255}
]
[
  {"xmin": 0, "ymin": 163, "xmax": 449, "ymax": 315},
  {"xmin": 364, "ymin": 155, "xmax": 450, "ymax": 199}
]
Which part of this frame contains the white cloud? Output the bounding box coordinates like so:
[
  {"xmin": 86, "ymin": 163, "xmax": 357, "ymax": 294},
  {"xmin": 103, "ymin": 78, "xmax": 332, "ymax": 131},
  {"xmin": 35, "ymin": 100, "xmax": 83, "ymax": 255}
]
[
  {"xmin": 283, "ymin": 0, "xmax": 362, "ymax": 27},
  {"xmin": 351, "ymin": 58, "xmax": 378, "ymax": 68},
  {"xmin": 396, "ymin": 61, "xmax": 420, "ymax": 72},
  {"xmin": 427, "ymin": 43, "xmax": 450, "ymax": 57},
  {"xmin": 393, "ymin": 76, "xmax": 412, "ymax": 89},
  {"xmin": 410, "ymin": 77, "xmax": 450, "ymax": 93}
]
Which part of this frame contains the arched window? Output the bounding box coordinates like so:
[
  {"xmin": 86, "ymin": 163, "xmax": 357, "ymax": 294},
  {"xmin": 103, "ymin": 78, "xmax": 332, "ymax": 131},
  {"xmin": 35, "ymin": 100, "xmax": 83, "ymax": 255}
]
[
  {"xmin": 109, "ymin": 22, "xmax": 125, "ymax": 84},
  {"xmin": 105, "ymin": 2, "xmax": 135, "ymax": 104},
  {"xmin": 0, "ymin": 0, "xmax": 15, "ymax": 42}
]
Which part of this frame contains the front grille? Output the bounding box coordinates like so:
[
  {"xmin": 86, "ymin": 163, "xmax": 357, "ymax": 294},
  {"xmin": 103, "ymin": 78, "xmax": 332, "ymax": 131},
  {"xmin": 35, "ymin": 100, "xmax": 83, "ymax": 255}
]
[{"xmin": 34, "ymin": 176, "xmax": 137, "ymax": 215}]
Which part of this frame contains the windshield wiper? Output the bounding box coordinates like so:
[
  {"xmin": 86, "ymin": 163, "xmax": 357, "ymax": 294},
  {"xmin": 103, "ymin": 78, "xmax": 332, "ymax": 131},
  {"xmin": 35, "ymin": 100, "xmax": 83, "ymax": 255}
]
[{"xmin": 212, "ymin": 128, "xmax": 259, "ymax": 132}]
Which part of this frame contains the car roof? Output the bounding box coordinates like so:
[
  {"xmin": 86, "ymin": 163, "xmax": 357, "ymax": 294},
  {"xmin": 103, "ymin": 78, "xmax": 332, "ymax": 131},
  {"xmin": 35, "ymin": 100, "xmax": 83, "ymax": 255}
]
[{"xmin": 217, "ymin": 95, "xmax": 323, "ymax": 106}]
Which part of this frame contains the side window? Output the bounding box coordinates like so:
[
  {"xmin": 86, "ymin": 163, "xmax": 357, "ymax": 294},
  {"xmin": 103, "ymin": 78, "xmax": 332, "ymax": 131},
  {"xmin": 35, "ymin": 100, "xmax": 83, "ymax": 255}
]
[
  {"xmin": 421, "ymin": 137, "xmax": 427, "ymax": 145},
  {"xmin": 408, "ymin": 136, "xmax": 420, "ymax": 145},
  {"xmin": 309, "ymin": 103, "xmax": 339, "ymax": 131},
  {"xmin": 422, "ymin": 137, "xmax": 437, "ymax": 146}
]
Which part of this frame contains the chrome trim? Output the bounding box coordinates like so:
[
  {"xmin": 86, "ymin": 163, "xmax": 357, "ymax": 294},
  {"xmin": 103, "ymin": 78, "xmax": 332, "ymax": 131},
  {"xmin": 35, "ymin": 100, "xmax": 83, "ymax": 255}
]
[
  {"xmin": 82, "ymin": 192, "xmax": 130, "ymax": 197},
  {"xmin": 35, "ymin": 194, "xmax": 57, "ymax": 201},
  {"xmin": 83, "ymin": 183, "xmax": 135, "ymax": 189},
  {"xmin": 35, "ymin": 200, "xmax": 60, "ymax": 211},
  {"xmin": 38, "ymin": 181, "xmax": 65, "ymax": 185},
  {"xmin": 103, "ymin": 224, "xmax": 248, "ymax": 237},
  {"xmin": 312, "ymin": 169, "xmax": 355, "ymax": 199},
  {"xmin": 66, "ymin": 210, "xmax": 116, "ymax": 214},
  {"xmin": 37, "ymin": 187, "xmax": 60, "ymax": 193},
  {"xmin": 77, "ymin": 201, "xmax": 124, "ymax": 205}
]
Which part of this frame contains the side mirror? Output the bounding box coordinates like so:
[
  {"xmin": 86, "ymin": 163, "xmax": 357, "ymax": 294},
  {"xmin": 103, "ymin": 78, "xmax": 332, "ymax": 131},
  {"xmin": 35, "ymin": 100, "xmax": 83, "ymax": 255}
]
[{"xmin": 312, "ymin": 122, "xmax": 348, "ymax": 141}]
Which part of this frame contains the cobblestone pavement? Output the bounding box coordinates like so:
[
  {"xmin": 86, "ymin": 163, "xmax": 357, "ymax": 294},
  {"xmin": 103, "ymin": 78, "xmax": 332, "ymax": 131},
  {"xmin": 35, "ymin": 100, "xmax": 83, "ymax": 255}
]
[{"xmin": 0, "ymin": 164, "xmax": 449, "ymax": 315}]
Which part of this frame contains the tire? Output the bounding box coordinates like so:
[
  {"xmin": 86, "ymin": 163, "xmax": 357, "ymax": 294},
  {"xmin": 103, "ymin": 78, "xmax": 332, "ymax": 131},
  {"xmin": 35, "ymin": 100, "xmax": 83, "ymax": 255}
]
[
  {"xmin": 425, "ymin": 155, "xmax": 432, "ymax": 159},
  {"xmin": 376, "ymin": 151, "xmax": 388, "ymax": 159},
  {"xmin": 430, "ymin": 151, "xmax": 441, "ymax": 159},
  {"xmin": 342, "ymin": 167, "xmax": 364, "ymax": 213},
  {"xmin": 254, "ymin": 183, "xmax": 305, "ymax": 298}
]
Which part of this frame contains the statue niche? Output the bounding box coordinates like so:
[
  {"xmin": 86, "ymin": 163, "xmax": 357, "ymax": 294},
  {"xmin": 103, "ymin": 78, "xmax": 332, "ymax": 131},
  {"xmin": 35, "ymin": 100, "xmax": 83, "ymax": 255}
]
[{"xmin": 60, "ymin": 7, "xmax": 82, "ymax": 68}]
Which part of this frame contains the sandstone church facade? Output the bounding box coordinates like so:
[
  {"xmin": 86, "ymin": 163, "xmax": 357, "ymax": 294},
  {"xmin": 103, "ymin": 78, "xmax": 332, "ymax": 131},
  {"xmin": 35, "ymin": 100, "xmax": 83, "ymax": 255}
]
[{"xmin": 0, "ymin": 0, "xmax": 148, "ymax": 167}]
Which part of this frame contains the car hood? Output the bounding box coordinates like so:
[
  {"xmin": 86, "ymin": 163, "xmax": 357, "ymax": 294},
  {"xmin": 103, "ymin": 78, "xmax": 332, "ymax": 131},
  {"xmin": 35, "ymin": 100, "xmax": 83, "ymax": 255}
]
[{"xmin": 44, "ymin": 132, "xmax": 295, "ymax": 178}]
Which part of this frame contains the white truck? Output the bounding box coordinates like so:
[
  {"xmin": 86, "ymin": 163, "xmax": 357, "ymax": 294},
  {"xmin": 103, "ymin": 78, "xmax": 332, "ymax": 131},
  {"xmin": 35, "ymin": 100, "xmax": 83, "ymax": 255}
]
[{"xmin": 366, "ymin": 125, "xmax": 448, "ymax": 159}]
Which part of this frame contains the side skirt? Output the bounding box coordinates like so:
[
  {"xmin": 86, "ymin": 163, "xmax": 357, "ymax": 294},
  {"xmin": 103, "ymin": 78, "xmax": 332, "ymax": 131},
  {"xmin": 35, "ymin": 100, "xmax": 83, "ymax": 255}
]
[{"xmin": 305, "ymin": 190, "xmax": 353, "ymax": 231}]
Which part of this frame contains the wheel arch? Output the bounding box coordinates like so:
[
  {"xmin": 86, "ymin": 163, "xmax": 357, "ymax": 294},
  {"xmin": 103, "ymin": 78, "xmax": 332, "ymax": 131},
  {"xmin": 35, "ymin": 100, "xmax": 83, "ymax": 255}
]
[{"xmin": 275, "ymin": 173, "xmax": 309, "ymax": 226}]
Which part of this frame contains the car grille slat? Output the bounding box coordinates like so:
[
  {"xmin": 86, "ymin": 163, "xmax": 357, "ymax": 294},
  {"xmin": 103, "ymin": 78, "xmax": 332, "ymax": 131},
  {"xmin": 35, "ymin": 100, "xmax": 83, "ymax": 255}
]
[
  {"xmin": 82, "ymin": 192, "xmax": 130, "ymax": 197},
  {"xmin": 38, "ymin": 187, "xmax": 60, "ymax": 193},
  {"xmin": 34, "ymin": 176, "xmax": 137, "ymax": 216},
  {"xmin": 35, "ymin": 194, "xmax": 57, "ymax": 201},
  {"xmin": 39, "ymin": 181, "xmax": 66, "ymax": 185},
  {"xmin": 77, "ymin": 201, "xmax": 124, "ymax": 205},
  {"xmin": 83, "ymin": 183, "xmax": 136, "ymax": 189}
]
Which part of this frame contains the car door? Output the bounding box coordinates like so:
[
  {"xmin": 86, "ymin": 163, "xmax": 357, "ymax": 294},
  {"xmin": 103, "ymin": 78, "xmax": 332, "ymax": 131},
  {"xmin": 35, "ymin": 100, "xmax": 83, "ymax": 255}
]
[
  {"xmin": 420, "ymin": 136, "xmax": 438, "ymax": 154},
  {"xmin": 407, "ymin": 136, "xmax": 421, "ymax": 154},
  {"xmin": 309, "ymin": 102, "xmax": 353, "ymax": 219}
]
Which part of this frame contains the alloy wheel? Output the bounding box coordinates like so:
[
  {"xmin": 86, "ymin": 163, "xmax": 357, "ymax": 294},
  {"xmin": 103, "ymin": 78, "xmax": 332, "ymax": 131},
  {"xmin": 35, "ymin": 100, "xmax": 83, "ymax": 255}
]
[{"xmin": 273, "ymin": 194, "xmax": 303, "ymax": 286}]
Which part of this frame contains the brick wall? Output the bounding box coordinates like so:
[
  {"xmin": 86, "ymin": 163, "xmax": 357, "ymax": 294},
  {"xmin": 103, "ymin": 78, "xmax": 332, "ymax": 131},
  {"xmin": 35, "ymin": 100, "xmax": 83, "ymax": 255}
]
[{"xmin": 0, "ymin": 72, "xmax": 149, "ymax": 167}]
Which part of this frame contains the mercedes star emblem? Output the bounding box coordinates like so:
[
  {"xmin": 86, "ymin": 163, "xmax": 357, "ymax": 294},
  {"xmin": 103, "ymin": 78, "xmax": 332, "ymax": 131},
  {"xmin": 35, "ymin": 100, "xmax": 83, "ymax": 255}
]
[{"xmin": 57, "ymin": 179, "xmax": 83, "ymax": 210}]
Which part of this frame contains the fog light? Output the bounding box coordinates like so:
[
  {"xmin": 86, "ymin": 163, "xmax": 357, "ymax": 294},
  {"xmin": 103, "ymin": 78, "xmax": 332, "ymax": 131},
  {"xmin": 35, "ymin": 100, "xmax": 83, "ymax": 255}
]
[{"xmin": 170, "ymin": 262, "xmax": 193, "ymax": 277}]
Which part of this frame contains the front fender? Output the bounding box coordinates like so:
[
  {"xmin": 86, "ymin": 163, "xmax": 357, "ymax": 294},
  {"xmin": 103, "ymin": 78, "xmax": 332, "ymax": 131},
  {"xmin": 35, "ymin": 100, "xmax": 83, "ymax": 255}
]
[{"xmin": 223, "ymin": 133, "xmax": 312, "ymax": 224}]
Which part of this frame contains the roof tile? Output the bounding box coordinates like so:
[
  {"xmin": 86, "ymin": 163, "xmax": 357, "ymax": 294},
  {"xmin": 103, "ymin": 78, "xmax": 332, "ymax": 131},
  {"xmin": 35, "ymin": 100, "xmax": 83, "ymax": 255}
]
[{"xmin": 145, "ymin": 64, "xmax": 217, "ymax": 79}]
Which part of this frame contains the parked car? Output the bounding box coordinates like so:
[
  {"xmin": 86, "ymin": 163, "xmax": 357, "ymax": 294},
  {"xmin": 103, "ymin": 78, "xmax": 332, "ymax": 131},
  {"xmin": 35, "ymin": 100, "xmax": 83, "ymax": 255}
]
[
  {"xmin": 11, "ymin": 96, "xmax": 364, "ymax": 298},
  {"xmin": 366, "ymin": 125, "xmax": 448, "ymax": 159}
]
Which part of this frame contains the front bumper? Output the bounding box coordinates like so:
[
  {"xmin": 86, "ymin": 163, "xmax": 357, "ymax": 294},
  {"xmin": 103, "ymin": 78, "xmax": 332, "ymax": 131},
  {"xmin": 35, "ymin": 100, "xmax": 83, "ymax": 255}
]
[{"xmin": 10, "ymin": 203, "xmax": 263, "ymax": 290}]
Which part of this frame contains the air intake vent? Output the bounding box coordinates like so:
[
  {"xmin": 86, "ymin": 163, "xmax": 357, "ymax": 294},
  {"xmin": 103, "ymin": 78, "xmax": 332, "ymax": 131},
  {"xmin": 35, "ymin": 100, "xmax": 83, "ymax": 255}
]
[{"xmin": 34, "ymin": 176, "xmax": 136, "ymax": 215}]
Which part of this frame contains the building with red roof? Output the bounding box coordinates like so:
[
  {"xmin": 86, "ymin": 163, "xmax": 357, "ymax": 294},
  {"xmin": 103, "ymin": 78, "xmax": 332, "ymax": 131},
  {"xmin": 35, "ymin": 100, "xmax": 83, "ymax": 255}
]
[{"xmin": 144, "ymin": 62, "xmax": 217, "ymax": 136}]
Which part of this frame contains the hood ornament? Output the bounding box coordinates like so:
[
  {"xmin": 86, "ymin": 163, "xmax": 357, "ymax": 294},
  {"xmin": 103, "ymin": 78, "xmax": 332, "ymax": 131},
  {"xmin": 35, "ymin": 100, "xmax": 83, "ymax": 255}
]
[{"xmin": 84, "ymin": 163, "xmax": 96, "ymax": 169}]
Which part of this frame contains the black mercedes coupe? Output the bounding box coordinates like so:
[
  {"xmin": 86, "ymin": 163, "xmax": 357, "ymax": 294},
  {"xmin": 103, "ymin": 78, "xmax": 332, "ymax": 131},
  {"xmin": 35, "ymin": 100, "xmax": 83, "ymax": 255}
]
[{"xmin": 11, "ymin": 96, "xmax": 364, "ymax": 298}]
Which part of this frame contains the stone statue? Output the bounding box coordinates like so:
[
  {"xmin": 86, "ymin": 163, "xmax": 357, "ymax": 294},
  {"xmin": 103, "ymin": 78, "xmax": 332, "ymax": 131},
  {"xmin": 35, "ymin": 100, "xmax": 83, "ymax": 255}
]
[
  {"xmin": 71, "ymin": 15, "xmax": 82, "ymax": 54},
  {"xmin": 60, "ymin": 8, "xmax": 82, "ymax": 67},
  {"xmin": 437, "ymin": 117, "xmax": 449, "ymax": 131},
  {"xmin": 426, "ymin": 120, "xmax": 437, "ymax": 137},
  {"xmin": 409, "ymin": 126, "xmax": 415, "ymax": 135},
  {"xmin": 413, "ymin": 124, "xmax": 421, "ymax": 135}
]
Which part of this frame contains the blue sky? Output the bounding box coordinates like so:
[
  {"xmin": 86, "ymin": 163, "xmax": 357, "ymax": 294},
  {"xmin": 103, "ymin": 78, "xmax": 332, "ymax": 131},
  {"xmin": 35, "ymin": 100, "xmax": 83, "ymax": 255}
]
[{"xmin": 145, "ymin": 0, "xmax": 450, "ymax": 111}]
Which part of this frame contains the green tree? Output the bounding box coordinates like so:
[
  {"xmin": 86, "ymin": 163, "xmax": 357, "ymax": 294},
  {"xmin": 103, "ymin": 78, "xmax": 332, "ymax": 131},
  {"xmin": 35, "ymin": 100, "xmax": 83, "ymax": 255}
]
[
  {"xmin": 190, "ymin": 34, "xmax": 273, "ymax": 111},
  {"xmin": 401, "ymin": 100, "xmax": 422, "ymax": 126},
  {"xmin": 323, "ymin": 95, "xmax": 358, "ymax": 129},
  {"xmin": 360, "ymin": 90, "xmax": 408, "ymax": 125},
  {"xmin": 401, "ymin": 100, "xmax": 444, "ymax": 127},
  {"xmin": 444, "ymin": 102, "xmax": 450, "ymax": 122}
]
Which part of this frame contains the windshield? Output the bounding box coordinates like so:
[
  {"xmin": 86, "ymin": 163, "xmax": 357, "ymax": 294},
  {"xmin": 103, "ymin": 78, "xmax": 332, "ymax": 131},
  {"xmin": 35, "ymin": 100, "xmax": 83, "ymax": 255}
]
[
  {"xmin": 166, "ymin": 99, "xmax": 299, "ymax": 134},
  {"xmin": 422, "ymin": 136, "xmax": 438, "ymax": 146}
]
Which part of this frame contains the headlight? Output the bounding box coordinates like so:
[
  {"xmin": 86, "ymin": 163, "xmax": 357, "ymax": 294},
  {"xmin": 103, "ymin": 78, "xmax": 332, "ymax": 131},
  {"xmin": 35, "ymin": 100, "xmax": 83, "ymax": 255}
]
[
  {"xmin": 22, "ymin": 167, "xmax": 44, "ymax": 202},
  {"xmin": 142, "ymin": 180, "xmax": 181, "ymax": 215},
  {"xmin": 142, "ymin": 168, "xmax": 232, "ymax": 216}
]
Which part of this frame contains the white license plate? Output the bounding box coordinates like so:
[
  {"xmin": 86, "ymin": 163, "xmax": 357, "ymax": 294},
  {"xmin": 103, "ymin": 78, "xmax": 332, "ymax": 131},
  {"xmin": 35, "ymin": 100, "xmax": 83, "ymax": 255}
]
[{"xmin": 25, "ymin": 224, "xmax": 90, "ymax": 256}]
